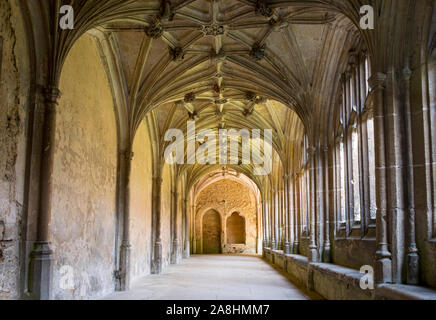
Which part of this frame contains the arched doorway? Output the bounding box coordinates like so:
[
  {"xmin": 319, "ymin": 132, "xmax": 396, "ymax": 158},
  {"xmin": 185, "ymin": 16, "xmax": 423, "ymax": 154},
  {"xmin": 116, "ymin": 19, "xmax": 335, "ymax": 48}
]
[{"xmin": 202, "ymin": 210, "xmax": 222, "ymax": 254}]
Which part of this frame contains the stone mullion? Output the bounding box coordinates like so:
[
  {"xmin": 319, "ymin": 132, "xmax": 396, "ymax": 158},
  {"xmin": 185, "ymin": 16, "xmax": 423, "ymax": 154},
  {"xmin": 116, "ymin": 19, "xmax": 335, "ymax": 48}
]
[
  {"xmin": 362, "ymin": 110, "xmax": 371, "ymax": 226},
  {"xmin": 369, "ymin": 73, "xmax": 392, "ymax": 284},
  {"xmin": 29, "ymin": 86, "xmax": 61, "ymax": 300},
  {"xmin": 358, "ymin": 53, "xmax": 371, "ymax": 229},
  {"xmin": 305, "ymin": 167, "xmax": 310, "ymax": 234},
  {"xmin": 344, "ymin": 73, "xmax": 353, "ymax": 232},
  {"xmin": 354, "ymin": 62, "xmax": 366, "ymax": 230},
  {"xmin": 333, "ymin": 143, "xmax": 338, "ymax": 229},
  {"xmin": 359, "ymin": 52, "xmax": 368, "ymax": 107}
]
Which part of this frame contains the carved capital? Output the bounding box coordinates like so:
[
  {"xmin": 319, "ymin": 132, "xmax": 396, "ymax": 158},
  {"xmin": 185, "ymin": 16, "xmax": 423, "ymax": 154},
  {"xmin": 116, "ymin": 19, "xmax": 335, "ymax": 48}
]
[
  {"xmin": 153, "ymin": 176, "xmax": 163, "ymax": 186},
  {"xmin": 307, "ymin": 146, "xmax": 316, "ymax": 156},
  {"xmin": 402, "ymin": 67, "xmax": 412, "ymax": 82},
  {"xmin": 368, "ymin": 72, "xmax": 387, "ymax": 90},
  {"xmin": 121, "ymin": 150, "xmax": 134, "ymax": 161},
  {"xmin": 42, "ymin": 86, "xmax": 61, "ymax": 105}
]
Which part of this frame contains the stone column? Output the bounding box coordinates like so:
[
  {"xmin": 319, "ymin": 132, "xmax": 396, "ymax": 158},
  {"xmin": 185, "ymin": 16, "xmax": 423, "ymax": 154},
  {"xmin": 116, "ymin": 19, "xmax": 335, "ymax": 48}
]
[
  {"xmin": 118, "ymin": 148, "xmax": 134, "ymax": 291},
  {"xmin": 171, "ymin": 190, "xmax": 180, "ymax": 264},
  {"xmin": 275, "ymin": 188, "xmax": 280, "ymax": 250},
  {"xmin": 29, "ymin": 86, "xmax": 61, "ymax": 300},
  {"xmin": 270, "ymin": 188, "xmax": 276, "ymax": 249},
  {"xmin": 402, "ymin": 67, "xmax": 419, "ymax": 284},
  {"xmin": 283, "ymin": 175, "xmax": 291, "ymax": 253},
  {"xmin": 287, "ymin": 174, "xmax": 295, "ymax": 254},
  {"xmin": 151, "ymin": 176, "xmax": 163, "ymax": 274},
  {"xmin": 316, "ymin": 147, "xmax": 324, "ymax": 260},
  {"xmin": 266, "ymin": 197, "xmax": 271, "ymax": 247},
  {"xmin": 369, "ymin": 73, "xmax": 392, "ymax": 283},
  {"xmin": 293, "ymin": 174, "xmax": 300, "ymax": 254},
  {"xmin": 261, "ymin": 198, "xmax": 267, "ymax": 249},
  {"xmin": 308, "ymin": 148, "xmax": 318, "ymax": 262},
  {"xmin": 323, "ymin": 146, "xmax": 331, "ymax": 262},
  {"xmin": 183, "ymin": 198, "xmax": 190, "ymax": 259}
]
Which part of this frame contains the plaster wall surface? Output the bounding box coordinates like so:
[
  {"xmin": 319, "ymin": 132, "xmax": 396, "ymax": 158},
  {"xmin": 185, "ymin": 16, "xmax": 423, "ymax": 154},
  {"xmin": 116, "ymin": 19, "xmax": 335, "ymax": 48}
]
[
  {"xmin": 0, "ymin": 0, "xmax": 30, "ymax": 300},
  {"xmin": 195, "ymin": 179, "xmax": 258, "ymax": 254},
  {"xmin": 50, "ymin": 34, "xmax": 117, "ymax": 300},
  {"xmin": 129, "ymin": 122, "xmax": 153, "ymax": 281}
]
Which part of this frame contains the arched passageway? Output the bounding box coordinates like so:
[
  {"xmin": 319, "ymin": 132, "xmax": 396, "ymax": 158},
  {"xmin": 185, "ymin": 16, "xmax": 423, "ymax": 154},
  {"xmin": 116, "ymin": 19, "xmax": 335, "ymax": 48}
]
[{"xmin": 1, "ymin": 0, "xmax": 436, "ymax": 301}]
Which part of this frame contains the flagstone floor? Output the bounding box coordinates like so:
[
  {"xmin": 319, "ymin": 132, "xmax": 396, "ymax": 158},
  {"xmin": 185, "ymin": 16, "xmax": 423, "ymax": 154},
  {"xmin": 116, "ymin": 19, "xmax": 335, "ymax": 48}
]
[{"xmin": 103, "ymin": 255, "xmax": 321, "ymax": 300}]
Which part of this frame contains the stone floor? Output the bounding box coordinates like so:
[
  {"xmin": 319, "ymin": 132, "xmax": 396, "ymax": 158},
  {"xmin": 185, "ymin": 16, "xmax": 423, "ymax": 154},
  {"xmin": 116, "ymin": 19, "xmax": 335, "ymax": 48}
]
[{"xmin": 104, "ymin": 255, "xmax": 321, "ymax": 300}]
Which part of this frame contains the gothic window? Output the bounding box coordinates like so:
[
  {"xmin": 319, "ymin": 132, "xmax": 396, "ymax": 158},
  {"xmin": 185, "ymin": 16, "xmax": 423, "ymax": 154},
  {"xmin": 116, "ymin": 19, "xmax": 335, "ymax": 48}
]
[
  {"xmin": 338, "ymin": 139, "xmax": 346, "ymax": 223},
  {"xmin": 366, "ymin": 116, "xmax": 377, "ymax": 220},
  {"xmin": 335, "ymin": 48, "xmax": 374, "ymax": 235},
  {"xmin": 351, "ymin": 125, "xmax": 361, "ymax": 222}
]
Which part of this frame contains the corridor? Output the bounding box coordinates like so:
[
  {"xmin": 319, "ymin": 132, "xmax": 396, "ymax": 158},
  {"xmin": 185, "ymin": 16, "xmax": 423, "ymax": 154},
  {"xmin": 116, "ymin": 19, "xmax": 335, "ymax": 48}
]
[{"xmin": 104, "ymin": 256, "xmax": 319, "ymax": 300}]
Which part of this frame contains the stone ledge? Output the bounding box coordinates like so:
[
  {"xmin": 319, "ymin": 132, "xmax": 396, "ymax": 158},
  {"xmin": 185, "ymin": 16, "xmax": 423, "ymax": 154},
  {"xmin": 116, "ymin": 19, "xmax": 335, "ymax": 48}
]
[
  {"xmin": 264, "ymin": 250, "xmax": 436, "ymax": 300},
  {"xmin": 310, "ymin": 262, "xmax": 363, "ymax": 288},
  {"xmin": 376, "ymin": 284, "xmax": 436, "ymax": 300},
  {"xmin": 284, "ymin": 254, "xmax": 309, "ymax": 269}
]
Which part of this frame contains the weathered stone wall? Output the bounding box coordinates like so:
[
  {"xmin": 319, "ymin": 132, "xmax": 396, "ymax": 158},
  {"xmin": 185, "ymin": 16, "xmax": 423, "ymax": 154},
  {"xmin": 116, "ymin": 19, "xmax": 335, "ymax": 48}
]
[
  {"xmin": 50, "ymin": 34, "xmax": 117, "ymax": 300},
  {"xmin": 129, "ymin": 121, "xmax": 152, "ymax": 281},
  {"xmin": 195, "ymin": 180, "xmax": 258, "ymax": 254},
  {"xmin": 331, "ymin": 239, "xmax": 376, "ymax": 271},
  {"xmin": 202, "ymin": 210, "xmax": 221, "ymax": 254},
  {"xmin": 161, "ymin": 165, "xmax": 172, "ymax": 267},
  {"xmin": 0, "ymin": 0, "xmax": 30, "ymax": 300}
]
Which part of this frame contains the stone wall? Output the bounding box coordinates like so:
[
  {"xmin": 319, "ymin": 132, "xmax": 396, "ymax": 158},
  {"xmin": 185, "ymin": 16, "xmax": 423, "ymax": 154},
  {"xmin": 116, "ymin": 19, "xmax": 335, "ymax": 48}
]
[
  {"xmin": 202, "ymin": 210, "xmax": 221, "ymax": 254},
  {"xmin": 0, "ymin": 0, "xmax": 30, "ymax": 300},
  {"xmin": 129, "ymin": 121, "xmax": 152, "ymax": 281},
  {"xmin": 195, "ymin": 179, "xmax": 258, "ymax": 254},
  {"xmin": 50, "ymin": 34, "xmax": 117, "ymax": 300}
]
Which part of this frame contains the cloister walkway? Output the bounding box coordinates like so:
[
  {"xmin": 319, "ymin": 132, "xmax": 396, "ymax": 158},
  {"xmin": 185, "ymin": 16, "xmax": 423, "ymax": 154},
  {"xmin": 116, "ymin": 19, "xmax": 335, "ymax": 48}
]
[{"xmin": 103, "ymin": 255, "xmax": 320, "ymax": 300}]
